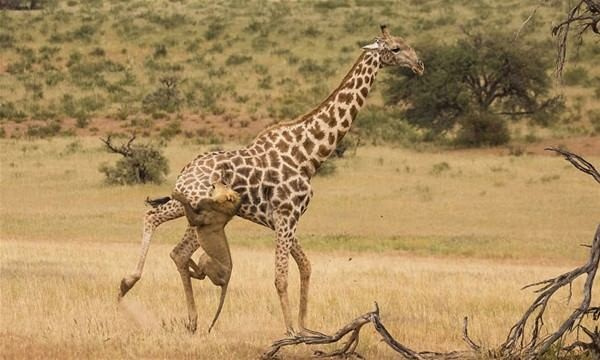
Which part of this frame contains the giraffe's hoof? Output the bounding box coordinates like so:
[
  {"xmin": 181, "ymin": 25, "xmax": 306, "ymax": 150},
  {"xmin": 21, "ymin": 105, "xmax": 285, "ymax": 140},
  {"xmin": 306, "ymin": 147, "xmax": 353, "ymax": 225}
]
[
  {"xmin": 118, "ymin": 279, "xmax": 132, "ymax": 300},
  {"xmin": 186, "ymin": 318, "xmax": 198, "ymax": 333},
  {"xmin": 285, "ymin": 328, "xmax": 300, "ymax": 339},
  {"xmin": 299, "ymin": 327, "xmax": 327, "ymax": 338},
  {"xmin": 118, "ymin": 275, "xmax": 140, "ymax": 300}
]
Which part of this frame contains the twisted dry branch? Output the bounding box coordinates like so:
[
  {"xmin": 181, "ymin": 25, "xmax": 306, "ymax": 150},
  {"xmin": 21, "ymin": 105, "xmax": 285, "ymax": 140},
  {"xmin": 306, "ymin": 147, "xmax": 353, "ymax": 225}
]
[
  {"xmin": 499, "ymin": 225, "xmax": 600, "ymax": 359},
  {"xmin": 551, "ymin": 0, "xmax": 600, "ymax": 77},
  {"xmin": 545, "ymin": 147, "xmax": 600, "ymax": 184},
  {"xmin": 262, "ymin": 304, "xmax": 479, "ymax": 360},
  {"xmin": 100, "ymin": 134, "xmax": 137, "ymax": 158}
]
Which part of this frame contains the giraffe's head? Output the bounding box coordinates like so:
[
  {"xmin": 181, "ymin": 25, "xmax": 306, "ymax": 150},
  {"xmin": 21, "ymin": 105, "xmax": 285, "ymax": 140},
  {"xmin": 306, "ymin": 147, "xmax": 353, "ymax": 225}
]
[{"xmin": 363, "ymin": 25, "xmax": 424, "ymax": 75}]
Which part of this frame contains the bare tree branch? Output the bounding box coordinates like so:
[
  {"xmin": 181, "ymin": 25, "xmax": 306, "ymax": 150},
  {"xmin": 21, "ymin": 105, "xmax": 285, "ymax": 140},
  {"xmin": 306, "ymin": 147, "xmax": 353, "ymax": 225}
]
[
  {"xmin": 514, "ymin": 4, "xmax": 542, "ymax": 40},
  {"xmin": 262, "ymin": 304, "xmax": 478, "ymax": 360},
  {"xmin": 100, "ymin": 134, "xmax": 136, "ymax": 158},
  {"xmin": 499, "ymin": 225, "xmax": 600, "ymax": 359},
  {"xmin": 545, "ymin": 147, "xmax": 600, "ymax": 184},
  {"xmin": 551, "ymin": 0, "xmax": 600, "ymax": 77}
]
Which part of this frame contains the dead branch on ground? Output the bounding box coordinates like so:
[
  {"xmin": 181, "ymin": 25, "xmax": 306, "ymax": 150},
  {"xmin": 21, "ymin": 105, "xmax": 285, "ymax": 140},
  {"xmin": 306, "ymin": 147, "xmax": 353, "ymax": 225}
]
[
  {"xmin": 261, "ymin": 304, "xmax": 479, "ymax": 360},
  {"xmin": 499, "ymin": 225, "xmax": 600, "ymax": 359}
]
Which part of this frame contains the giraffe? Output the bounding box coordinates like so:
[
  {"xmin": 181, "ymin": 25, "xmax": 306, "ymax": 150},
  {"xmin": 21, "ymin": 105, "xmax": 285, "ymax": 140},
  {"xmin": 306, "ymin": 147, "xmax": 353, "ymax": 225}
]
[{"xmin": 118, "ymin": 25, "xmax": 424, "ymax": 336}]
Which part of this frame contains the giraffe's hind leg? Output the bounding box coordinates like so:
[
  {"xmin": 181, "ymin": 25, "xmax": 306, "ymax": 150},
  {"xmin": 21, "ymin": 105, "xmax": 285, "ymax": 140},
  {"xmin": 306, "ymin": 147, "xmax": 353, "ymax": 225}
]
[
  {"xmin": 291, "ymin": 241, "xmax": 326, "ymax": 337},
  {"xmin": 119, "ymin": 199, "xmax": 184, "ymax": 299},
  {"xmin": 170, "ymin": 226, "xmax": 202, "ymax": 333}
]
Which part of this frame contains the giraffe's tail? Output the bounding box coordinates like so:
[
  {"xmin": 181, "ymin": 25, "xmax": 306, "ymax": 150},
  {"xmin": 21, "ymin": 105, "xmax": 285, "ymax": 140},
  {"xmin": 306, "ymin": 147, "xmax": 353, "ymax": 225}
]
[{"xmin": 145, "ymin": 196, "xmax": 171, "ymax": 208}]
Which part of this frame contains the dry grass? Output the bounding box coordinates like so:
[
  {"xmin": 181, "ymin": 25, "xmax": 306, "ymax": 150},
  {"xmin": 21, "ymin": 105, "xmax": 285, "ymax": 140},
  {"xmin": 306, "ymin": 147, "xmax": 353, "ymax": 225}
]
[
  {"xmin": 1, "ymin": 240, "xmax": 597, "ymax": 359},
  {"xmin": 1, "ymin": 137, "xmax": 599, "ymax": 358}
]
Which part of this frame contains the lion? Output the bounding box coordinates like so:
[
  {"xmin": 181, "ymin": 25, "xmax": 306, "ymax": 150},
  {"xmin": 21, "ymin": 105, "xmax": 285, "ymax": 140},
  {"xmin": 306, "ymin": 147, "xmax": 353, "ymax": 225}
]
[{"xmin": 171, "ymin": 182, "xmax": 240, "ymax": 332}]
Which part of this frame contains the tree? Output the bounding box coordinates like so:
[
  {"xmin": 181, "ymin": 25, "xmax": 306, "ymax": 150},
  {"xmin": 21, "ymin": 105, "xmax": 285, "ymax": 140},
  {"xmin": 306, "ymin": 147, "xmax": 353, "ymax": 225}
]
[
  {"xmin": 99, "ymin": 135, "xmax": 169, "ymax": 185},
  {"xmin": 384, "ymin": 31, "xmax": 564, "ymax": 147}
]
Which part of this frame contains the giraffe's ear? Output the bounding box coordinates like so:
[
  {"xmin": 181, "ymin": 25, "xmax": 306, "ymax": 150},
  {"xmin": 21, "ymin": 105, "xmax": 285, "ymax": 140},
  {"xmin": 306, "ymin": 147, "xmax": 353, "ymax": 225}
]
[
  {"xmin": 362, "ymin": 39, "xmax": 381, "ymax": 50},
  {"xmin": 380, "ymin": 24, "xmax": 391, "ymax": 39}
]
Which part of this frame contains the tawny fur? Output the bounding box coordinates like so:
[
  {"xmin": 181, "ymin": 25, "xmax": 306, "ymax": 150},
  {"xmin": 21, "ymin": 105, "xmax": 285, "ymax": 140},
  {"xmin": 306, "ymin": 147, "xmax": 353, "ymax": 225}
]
[{"xmin": 171, "ymin": 183, "xmax": 240, "ymax": 332}]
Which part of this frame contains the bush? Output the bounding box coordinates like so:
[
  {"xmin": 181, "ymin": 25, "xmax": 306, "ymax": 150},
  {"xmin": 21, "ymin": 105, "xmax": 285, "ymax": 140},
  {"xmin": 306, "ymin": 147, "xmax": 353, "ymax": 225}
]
[
  {"xmin": 0, "ymin": 33, "xmax": 16, "ymax": 49},
  {"xmin": 455, "ymin": 112, "xmax": 510, "ymax": 147},
  {"xmin": 0, "ymin": 102, "xmax": 26, "ymax": 120},
  {"xmin": 316, "ymin": 160, "xmax": 337, "ymax": 177},
  {"xmin": 153, "ymin": 43, "xmax": 167, "ymax": 58},
  {"xmin": 205, "ymin": 19, "xmax": 225, "ymax": 40},
  {"xmin": 142, "ymin": 76, "xmax": 182, "ymax": 114},
  {"xmin": 225, "ymin": 54, "xmax": 252, "ymax": 66},
  {"xmin": 99, "ymin": 135, "xmax": 169, "ymax": 185},
  {"xmin": 26, "ymin": 121, "xmax": 62, "ymax": 138},
  {"xmin": 562, "ymin": 66, "xmax": 590, "ymax": 86},
  {"xmin": 355, "ymin": 105, "xmax": 421, "ymax": 145}
]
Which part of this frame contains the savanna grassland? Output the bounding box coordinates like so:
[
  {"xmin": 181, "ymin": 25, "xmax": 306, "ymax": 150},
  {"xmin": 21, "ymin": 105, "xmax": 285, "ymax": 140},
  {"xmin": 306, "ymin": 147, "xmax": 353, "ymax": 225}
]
[
  {"xmin": 1, "ymin": 0, "xmax": 600, "ymax": 359},
  {"xmin": 1, "ymin": 0, "xmax": 599, "ymax": 140},
  {"xmin": 1, "ymin": 138, "xmax": 599, "ymax": 359}
]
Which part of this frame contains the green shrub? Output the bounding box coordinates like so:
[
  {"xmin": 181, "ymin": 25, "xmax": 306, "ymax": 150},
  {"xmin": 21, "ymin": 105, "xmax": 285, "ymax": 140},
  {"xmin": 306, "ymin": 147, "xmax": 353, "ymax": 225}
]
[
  {"xmin": 75, "ymin": 115, "xmax": 90, "ymax": 128},
  {"xmin": 205, "ymin": 19, "xmax": 225, "ymax": 40},
  {"xmin": 44, "ymin": 71, "xmax": 64, "ymax": 86},
  {"xmin": 0, "ymin": 102, "xmax": 27, "ymax": 120},
  {"xmin": 562, "ymin": 66, "xmax": 590, "ymax": 86},
  {"xmin": 225, "ymin": 54, "xmax": 252, "ymax": 66},
  {"xmin": 159, "ymin": 121, "xmax": 182, "ymax": 140},
  {"xmin": 313, "ymin": 0, "xmax": 350, "ymax": 10},
  {"xmin": 316, "ymin": 160, "xmax": 337, "ymax": 176},
  {"xmin": 71, "ymin": 23, "xmax": 97, "ymax": 41},
  {"xmin": 153, "ymin": 43, "xmax": 167, "ymax": 58},
  {"xmin": 356, "ymin": 105, "xmax": 421, "ymax": 145},
  {"xmin": 455, "ymin": 111, "xmax": 509, "ymax": 147},
  {"xmin": 298, "ymin": 59, "xmax": 331, "ymax": 78},
  {"xmin": 589, "ymin": 110, "xmax": 600, "ymax": 134},
  {"xmin": 26, "ymin": 121, "xmax": 62, "ymax": 138},
  {"xmin": 430, "ymin": 162, "xmax": 451, "ymax": 175},
  {"xmin": 258, "ymin": 75, "xmax": 272, "ymax": 89},
  {"xmin": 0, "ymin": 33, "xmax": 15, "ymax": 49},
  {"xmin": 99, "ymin": 135, "xmax": 169, "ymax": 185},
  {"xmin": 89, "ymin": 47, "xmax": 105, "ymax": 57},
  {"xmin": 142, "ymin": 76, "xmax": 182, "ymax": 114}
]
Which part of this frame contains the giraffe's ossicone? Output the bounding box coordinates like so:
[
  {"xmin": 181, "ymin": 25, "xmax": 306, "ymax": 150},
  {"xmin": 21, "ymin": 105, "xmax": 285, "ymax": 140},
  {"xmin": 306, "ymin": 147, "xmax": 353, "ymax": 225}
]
[{"xmin": 119, "ymin": 25, "xmax": 423, "ymax": 336}]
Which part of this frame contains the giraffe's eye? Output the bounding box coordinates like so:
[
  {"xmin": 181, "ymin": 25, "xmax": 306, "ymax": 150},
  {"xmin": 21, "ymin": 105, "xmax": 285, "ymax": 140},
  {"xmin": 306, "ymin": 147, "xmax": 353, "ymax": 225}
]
[{"xmin": 391, "ymin": 48, "xmax": 401, "ymax": 53}]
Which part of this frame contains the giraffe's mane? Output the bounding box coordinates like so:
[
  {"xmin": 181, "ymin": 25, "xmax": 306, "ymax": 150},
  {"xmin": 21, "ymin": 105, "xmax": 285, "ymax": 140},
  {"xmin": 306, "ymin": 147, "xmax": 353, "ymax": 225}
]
[{"xmin": 253, "ymin": 51, "xmax": 369, "ymax": 140}]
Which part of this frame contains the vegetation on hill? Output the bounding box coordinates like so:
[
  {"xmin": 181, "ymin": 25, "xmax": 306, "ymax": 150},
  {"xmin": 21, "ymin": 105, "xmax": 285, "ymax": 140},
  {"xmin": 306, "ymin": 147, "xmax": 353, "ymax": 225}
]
[{"xmin": 0, "ymin": 0, "xmax": 598, "ymax": 145}]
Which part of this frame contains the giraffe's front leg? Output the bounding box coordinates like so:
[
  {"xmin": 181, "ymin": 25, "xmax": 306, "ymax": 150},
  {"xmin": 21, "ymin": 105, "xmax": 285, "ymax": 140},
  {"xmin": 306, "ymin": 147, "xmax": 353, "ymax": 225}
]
[
  {"xmin": 290, "ymin": 241, "xmax": 324, "ymax": 337},
  {"xmin": 170, "ymin": 226, "xmax": 201, "ymax": 333}
]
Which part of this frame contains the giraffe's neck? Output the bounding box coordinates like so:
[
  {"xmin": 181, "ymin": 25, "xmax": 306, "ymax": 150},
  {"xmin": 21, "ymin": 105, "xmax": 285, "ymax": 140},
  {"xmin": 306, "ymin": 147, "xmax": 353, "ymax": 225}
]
[{"xmin": 250, "ymin": 51, "xmax": 381, "ymax": 178}]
